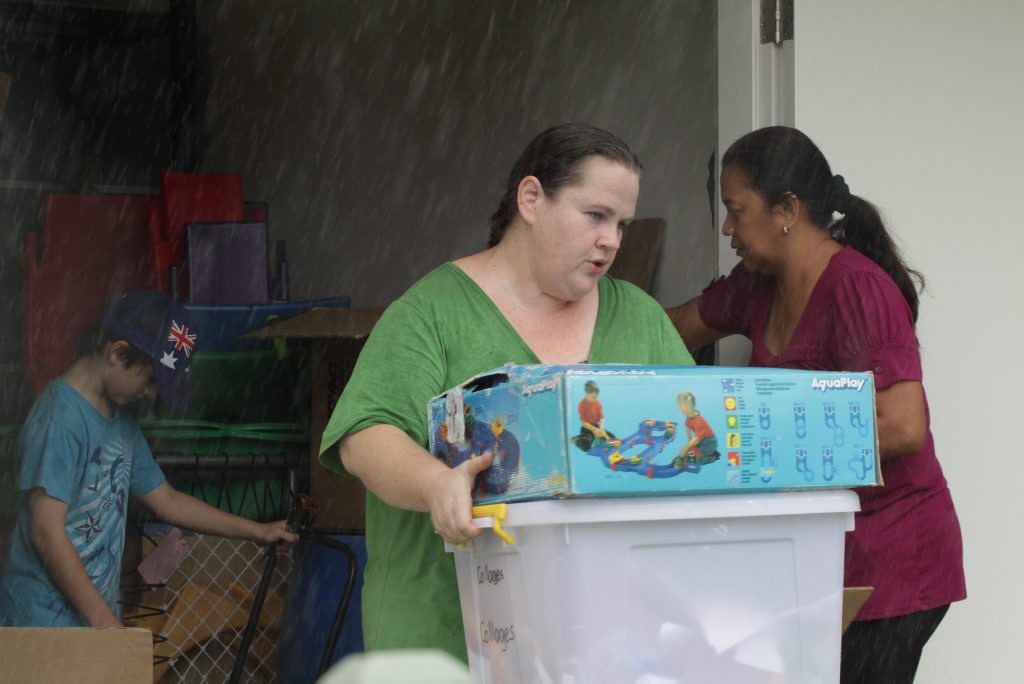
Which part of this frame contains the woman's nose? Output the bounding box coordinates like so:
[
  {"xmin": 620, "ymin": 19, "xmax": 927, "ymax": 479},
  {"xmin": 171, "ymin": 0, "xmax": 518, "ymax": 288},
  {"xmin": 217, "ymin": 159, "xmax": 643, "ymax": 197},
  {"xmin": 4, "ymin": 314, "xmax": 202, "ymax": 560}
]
[
  {"xmin": 721, "ymin": 217, "xmax": 734, "ymax": 237},
  {"xmin": 598, "ymin": 224, "xmax": 622, "ymax": 251}
]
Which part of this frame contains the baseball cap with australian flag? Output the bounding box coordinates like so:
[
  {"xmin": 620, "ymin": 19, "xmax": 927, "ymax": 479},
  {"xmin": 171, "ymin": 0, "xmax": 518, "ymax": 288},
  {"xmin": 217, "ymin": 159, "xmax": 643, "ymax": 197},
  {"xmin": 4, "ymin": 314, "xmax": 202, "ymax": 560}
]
[{"xmin": 101, "ymin": 290, "xmax": 199, "ymax": 413}]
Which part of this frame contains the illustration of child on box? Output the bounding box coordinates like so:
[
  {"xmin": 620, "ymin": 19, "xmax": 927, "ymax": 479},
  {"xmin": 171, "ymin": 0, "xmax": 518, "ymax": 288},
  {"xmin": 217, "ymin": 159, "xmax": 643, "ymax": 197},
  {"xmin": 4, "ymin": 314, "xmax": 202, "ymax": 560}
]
[
  {"xmin": 676, "ymin": 391, "xmax": 720, "ymax": 467},
  {"xmin": 572, "ymin": 380, "xmax": 616, "ymax": 452}
]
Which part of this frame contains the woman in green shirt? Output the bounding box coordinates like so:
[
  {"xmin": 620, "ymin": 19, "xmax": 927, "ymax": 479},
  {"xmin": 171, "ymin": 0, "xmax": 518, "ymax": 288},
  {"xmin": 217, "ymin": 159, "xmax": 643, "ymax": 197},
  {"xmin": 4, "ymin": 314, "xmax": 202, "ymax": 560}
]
[{"xmin": 320, "ymin": 123, "xmax": 693, "ymax": 660}]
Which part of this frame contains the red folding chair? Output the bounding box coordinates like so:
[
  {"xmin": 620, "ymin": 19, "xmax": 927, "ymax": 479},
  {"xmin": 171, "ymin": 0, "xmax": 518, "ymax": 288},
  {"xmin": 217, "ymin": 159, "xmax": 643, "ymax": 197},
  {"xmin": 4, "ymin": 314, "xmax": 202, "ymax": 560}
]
[{"xmin": 24, "ymin": 194, "xmax": 157, "ymax": 395}]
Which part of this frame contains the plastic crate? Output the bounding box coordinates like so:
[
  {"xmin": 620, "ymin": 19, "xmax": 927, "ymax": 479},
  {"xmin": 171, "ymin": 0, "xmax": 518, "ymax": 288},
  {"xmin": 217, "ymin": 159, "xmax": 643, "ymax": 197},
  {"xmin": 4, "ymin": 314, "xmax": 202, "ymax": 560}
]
[
  {"xmin": 449, "ymin": 493, "xmax": 858, "ymax": 682},
  {"xmin": 164, "ymin": 471, "xmax": 291, "ymax": 521},
  {"xmin": 139, "ymin": 419, "xmax": 308, "ymax": 455},
  {"xmin": 140, "ymin": 347, "xmax": 311, "ymax": 423}
]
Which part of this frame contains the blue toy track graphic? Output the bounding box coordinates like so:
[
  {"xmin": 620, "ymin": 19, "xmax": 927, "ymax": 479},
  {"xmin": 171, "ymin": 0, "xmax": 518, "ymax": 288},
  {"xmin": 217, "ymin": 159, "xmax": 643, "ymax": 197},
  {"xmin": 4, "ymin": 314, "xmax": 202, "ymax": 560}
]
[
  {"xmin": 824, "ymin": 405, "xmax": 845, "ymax": 446},
  {"xmin": 794, "ymin": 448, "xmax": 814, "ymax": 482},
  {"xmin": 793, "ymin": 403, "xmax": 807, "ymax": 439},
  {"xmin": 760, "ymin": 439, "xmax": 776, "ymax": 483},
  {"xmin": 849, "ymin": 448, "xmax": 875, "ymax": 480},
  {"xmin": 822, "ymin": 448, "xmax": 837, "ymax": 482},
  {"xmin": 849, "ymin": 403, "xmax": 870, "ymax": 437},
  {"xmin": 581, "ymin": 419, "xmax": 706, "ymax": 478}
]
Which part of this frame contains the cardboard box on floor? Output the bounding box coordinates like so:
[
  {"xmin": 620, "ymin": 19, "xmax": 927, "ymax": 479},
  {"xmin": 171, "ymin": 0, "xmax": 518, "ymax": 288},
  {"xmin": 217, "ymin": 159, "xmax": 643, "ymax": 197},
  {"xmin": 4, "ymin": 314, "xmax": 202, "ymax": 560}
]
[
  {"xmin": 842, "ymin": 586, "xmax": 873, "ymax": 633},
  {"xmin": 245, "ymin": 307, "xmax": 384, "ymax": 530},
  {"xmin": 0, "ymin": 627, "xmax": 152, "ymax": 683}
]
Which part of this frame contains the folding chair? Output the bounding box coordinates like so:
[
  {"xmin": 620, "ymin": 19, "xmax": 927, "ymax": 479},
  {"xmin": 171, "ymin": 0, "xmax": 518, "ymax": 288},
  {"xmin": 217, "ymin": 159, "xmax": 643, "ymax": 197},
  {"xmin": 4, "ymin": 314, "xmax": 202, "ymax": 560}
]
[{"xmin": 24, "ymin": 194, "xmax": 157, "ymax": 395}]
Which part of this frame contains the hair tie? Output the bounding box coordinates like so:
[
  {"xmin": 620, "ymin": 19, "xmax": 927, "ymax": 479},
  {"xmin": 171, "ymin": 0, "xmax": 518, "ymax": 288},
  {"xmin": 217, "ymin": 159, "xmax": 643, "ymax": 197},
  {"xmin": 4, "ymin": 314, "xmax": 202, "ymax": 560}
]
[{"xmin": 831, "ymin": 174, "xmax": 852, "ymax": 214}]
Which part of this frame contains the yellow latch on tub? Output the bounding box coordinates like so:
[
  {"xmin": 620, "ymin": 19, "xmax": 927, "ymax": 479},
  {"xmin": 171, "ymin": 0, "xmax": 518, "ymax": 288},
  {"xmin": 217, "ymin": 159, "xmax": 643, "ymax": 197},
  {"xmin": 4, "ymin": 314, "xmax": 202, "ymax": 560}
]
[{"xmin": 472, "ymin": 503, "xmax": 515, "ymax": 545}]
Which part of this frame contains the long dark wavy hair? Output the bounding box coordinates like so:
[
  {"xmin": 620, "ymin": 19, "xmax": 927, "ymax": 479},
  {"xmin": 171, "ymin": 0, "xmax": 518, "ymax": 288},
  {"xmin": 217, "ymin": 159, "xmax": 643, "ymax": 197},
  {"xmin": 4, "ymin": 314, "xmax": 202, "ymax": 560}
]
[{"xmin": 722, "ymin": 126, "xmax": 924, "ymax": 321}]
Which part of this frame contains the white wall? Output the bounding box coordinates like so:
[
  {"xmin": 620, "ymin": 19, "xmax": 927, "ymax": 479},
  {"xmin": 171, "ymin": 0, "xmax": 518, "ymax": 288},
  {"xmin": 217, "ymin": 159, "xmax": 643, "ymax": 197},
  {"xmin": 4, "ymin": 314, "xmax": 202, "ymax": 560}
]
[
  {"xmin": 793, "ymin": 2, "xmax": 1024, "ymax": 680},
  {"xmin": 196, "ymin": 0, "xmax": 718, "ymax": 308}
]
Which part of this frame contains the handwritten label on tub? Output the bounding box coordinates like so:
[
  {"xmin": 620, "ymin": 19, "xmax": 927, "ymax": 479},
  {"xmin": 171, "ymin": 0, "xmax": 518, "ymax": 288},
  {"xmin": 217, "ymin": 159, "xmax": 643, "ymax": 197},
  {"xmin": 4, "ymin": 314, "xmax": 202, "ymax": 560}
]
[{"xmin": 473, "ymin": 553, "xmax": 523, "ymax": 680}]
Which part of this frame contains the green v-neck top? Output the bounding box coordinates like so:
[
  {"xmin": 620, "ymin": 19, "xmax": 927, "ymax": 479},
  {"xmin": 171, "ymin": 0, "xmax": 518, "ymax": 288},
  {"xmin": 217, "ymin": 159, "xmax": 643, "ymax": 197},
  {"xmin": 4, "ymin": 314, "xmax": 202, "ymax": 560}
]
[{"xmin": 319, "ymin": 263, "xmax": 692, "ymax": 660}]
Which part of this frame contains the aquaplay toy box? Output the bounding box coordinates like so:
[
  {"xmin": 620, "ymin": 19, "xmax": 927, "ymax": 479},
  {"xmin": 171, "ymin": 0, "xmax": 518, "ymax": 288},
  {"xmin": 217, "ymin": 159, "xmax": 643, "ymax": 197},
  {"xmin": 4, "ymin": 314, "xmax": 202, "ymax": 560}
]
[{"xmin": 426, "ymin": 364, "xmax": 881, "ymax": 503}]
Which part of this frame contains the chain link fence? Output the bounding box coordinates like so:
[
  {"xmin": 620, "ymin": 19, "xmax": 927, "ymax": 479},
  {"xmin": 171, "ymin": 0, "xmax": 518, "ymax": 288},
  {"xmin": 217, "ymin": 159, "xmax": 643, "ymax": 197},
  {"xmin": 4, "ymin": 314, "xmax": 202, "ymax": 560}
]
[
  {"xmin": 124, "ymin": 439, "xmax": 305, "ymax": 683},
  {"xmin": 124, "ymin": 532, "xmax": 293, "ymax": 683}
]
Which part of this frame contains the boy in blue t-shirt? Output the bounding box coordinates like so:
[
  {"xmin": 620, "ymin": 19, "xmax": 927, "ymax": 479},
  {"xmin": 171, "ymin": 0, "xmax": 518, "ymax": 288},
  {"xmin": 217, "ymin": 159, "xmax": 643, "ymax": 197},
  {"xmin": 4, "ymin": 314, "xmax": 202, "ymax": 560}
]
[{"xmin": 0, "ymin": 291, "xmax": 298, "ymax": 627}]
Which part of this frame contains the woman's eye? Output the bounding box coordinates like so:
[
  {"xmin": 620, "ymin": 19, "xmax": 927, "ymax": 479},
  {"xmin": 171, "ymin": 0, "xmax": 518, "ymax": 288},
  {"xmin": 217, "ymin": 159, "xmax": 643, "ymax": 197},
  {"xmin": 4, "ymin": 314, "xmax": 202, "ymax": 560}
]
[{"xmin": 587, "ymin": 211, "xmax": 604, "ymax": 221}]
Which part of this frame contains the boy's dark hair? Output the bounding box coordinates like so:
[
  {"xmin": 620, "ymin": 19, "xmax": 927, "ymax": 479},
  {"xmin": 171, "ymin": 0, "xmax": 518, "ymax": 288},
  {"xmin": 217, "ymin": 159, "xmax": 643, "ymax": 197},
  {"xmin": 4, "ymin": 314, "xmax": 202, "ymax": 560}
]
[
  {"xmin": 584, "ymin": 380, "xmax": 600, "ymax": 395},
  {"xmin": 75, "ymin": 324, "xmax": 152, "ymax": 368}
]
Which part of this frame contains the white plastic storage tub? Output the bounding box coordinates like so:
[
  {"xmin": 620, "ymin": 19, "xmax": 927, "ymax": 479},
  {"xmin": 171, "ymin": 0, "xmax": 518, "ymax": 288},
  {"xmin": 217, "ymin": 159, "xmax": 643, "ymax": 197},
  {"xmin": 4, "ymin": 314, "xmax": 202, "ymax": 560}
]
[{"xmin": 447, "ymin": 491, "xmax": 859, "ymax": 683}]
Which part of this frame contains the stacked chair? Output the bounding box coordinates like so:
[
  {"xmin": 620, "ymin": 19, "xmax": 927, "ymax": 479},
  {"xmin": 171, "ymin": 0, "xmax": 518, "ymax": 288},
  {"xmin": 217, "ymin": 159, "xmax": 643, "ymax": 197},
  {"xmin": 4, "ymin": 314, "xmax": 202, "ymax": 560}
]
[
  {"xmin": 24, "ymin": 194, "xmax": 158, "ymax": 395},
  {"xmin": 152, "ymin": 170, "xmax": 246, "ymax": 295}
]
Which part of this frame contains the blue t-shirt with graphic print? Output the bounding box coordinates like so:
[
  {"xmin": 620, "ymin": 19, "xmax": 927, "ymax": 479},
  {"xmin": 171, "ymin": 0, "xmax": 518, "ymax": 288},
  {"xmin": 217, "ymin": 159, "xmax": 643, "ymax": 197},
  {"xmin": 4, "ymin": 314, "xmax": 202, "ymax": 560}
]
[{"xmin": 0, "ymin": 379, "xmax": 165, "ymax": 626}]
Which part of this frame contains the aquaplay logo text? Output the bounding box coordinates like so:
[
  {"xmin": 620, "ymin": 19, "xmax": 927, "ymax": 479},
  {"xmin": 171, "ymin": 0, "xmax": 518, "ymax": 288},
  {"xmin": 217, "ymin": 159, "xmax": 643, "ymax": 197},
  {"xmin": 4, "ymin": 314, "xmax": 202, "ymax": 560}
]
[
  {"xmin": 522, "ymin": 378, "xmax": 559, "ymax": 397},
  {"xmin": 810, "ymin": 376, "xmax": 867, "ymax": 392}
]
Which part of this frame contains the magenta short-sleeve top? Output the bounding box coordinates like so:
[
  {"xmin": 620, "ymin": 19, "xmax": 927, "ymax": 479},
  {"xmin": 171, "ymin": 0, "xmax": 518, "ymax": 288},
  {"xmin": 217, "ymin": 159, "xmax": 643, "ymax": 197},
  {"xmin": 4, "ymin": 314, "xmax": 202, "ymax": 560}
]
[{"xmin": 699, "ymin": 246, "xmax": 965, "ymax": 620}]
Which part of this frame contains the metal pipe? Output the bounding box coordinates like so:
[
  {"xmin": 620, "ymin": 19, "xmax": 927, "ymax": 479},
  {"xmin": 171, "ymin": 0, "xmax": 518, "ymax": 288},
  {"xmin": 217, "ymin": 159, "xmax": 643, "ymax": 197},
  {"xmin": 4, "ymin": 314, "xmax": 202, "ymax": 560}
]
[{"xmin": 153, "ymin": 452, "xmax": 305, "ymax": 470}]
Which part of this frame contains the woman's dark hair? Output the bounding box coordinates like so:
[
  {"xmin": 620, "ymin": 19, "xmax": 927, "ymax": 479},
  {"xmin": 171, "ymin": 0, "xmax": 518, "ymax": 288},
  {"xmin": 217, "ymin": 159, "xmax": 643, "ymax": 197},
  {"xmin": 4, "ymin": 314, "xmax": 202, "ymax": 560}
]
[
  {"xmin": 722, "ymin": 126, "xmax": 924, "ymax": 321},
  {"xmin": 75, "ymin": 324, "xmax": 151, "ymax": 368},
  {"xmin": 488, "ymin": 123, "xmax": 644, "ymax": 247}
]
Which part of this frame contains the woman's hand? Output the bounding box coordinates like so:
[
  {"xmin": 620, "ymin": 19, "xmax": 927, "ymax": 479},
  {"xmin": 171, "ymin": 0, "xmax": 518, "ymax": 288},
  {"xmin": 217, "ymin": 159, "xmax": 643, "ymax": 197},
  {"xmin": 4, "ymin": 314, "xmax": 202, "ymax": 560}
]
[{"xmin": 426, "ymin": 452, "xmax": 493, "ymax": 546}]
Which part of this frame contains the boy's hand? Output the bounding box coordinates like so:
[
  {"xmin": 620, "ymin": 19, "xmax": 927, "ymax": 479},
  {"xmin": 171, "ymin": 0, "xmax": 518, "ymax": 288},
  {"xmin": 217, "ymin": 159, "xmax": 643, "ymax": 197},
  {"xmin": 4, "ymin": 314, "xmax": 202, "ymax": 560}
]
[
  {"xmin": 91, "ymin": 613, "xmax": 125, "ymax": 629},
  {"xmin": 261, "ymin": 520, "xmax": 300, "ymax": 554}
]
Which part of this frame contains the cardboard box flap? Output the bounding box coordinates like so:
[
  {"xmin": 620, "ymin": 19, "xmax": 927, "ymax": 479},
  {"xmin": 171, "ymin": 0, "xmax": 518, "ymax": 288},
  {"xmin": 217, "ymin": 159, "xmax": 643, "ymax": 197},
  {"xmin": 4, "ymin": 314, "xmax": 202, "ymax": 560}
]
[
  {"xmin": 0, "ymin": 627, "xmax": 153, "ymax": 683},
  {"xmin": 842, "ymin": 587, "xmax": 874, "ymax": 633},
  {"xmin": 242, "ymin": 306, "xmax": 385, "ymax": 340},
  {"xmin": 430, "ymin": 366, "xmax": 514, "ymax": 403},
  {"xmin": 446, "ymin": 363, "xmax": 654, "ymax": 399}
]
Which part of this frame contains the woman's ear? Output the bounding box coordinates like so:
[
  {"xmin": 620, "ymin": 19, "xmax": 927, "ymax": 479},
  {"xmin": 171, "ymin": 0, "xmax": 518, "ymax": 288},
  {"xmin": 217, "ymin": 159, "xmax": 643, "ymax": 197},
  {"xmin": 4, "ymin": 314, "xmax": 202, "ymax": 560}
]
[
  {"xmin": 516, "ymin": 175, "xmax": 543, "ymax": 225},
  {"xmin": 777, "ymin": 191, "xmax": 802, "ymax": 226}
]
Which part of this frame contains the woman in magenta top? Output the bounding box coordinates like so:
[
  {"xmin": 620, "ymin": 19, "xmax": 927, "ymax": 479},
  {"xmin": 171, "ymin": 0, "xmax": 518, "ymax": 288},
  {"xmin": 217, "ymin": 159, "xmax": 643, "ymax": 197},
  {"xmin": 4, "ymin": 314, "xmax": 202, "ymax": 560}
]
[{"xmin": 666, "ymin": 126, "xmax": 965, "ymax": 683}]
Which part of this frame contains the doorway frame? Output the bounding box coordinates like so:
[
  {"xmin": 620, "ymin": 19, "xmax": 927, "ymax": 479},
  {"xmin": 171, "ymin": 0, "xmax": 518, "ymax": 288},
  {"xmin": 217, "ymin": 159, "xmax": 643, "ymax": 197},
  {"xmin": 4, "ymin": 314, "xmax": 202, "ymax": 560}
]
[{"xmin": 715, "ymin": 0, "xmax": 794, "ymax": 364}]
